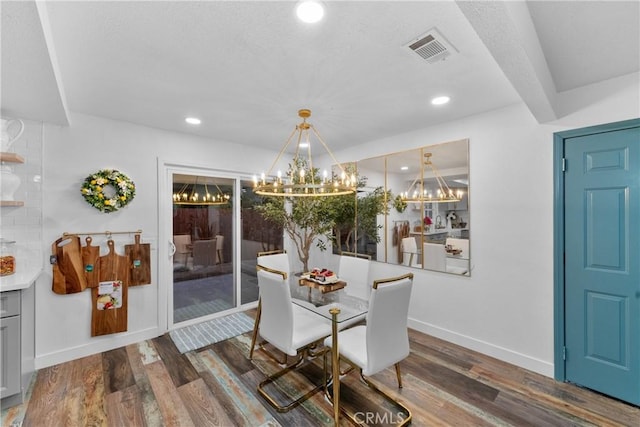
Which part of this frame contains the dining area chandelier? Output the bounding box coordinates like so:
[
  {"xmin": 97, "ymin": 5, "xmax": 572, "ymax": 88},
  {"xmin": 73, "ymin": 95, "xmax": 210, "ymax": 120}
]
[
  {"xmin": 401, "ymin": 152, "xmax": 463, "ymax": 203},
  {"xmin": 172, "ymin": 178, "xmax": 230, "ymax": 206},
  {"xmin": 253, "ymin": 109, "xmax": 356, "ymax": 197}
]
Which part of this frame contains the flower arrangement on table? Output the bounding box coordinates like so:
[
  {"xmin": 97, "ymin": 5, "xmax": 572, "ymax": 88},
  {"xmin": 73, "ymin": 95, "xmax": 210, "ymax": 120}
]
[
  {"xmin": 81, "ymin": 169, "xmax": 136, "ymax": 213},
  {"xmin": 423, "ymin": 216, "xmax": 433, "ymax": 232}
]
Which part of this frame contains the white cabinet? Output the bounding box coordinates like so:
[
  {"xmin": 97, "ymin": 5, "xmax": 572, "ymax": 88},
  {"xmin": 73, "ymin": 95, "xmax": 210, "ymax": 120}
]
[{"xmin": 0, "ymin": 291, "xmax": 21, "ymax": 402}]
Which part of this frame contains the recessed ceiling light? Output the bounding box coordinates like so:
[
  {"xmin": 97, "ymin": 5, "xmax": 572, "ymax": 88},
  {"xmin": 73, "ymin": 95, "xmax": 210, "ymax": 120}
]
[
  {"xmin": 296, "ymin": 1, "xmax": 324, "ymax": 23},
  {"xmin": 185, "ymin": 117, "xmax": 201, "ymax": 125},
  {"xmin": 299, "ymin": 142, "xmax": 309, "ymax": 148},
  {"xmin": 401, "ymin": 166, "xmax": 409, "ymax": 171},
  {"xmin": 431, "ymin": 96, "xmax": 450, "ymax": 106}
]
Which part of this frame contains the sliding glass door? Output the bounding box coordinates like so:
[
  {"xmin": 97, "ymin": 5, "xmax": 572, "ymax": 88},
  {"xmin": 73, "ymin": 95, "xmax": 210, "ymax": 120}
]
[
  {"xmin": 239, "ymin": 179, "xmax": 284, "ymax": 305},
  {"xmin": 172, "ymin": 173, "xmax": 235, "ymax": 324},
  {"xmin": 160, "ymin": 165, "xmax": 282, "ymax": 330}
]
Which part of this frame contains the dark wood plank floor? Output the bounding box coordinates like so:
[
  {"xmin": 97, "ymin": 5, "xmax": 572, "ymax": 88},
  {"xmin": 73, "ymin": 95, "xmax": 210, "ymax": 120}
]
[{"xmin": 3, "ymin": 310, "xmax": 639, "ymax": 426}]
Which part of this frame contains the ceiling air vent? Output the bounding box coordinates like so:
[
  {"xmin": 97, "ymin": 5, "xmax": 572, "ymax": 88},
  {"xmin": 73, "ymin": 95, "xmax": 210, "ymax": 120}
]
[{"xmin": 405, "ymin": 27, "xmax": 457, "ymax": 64}]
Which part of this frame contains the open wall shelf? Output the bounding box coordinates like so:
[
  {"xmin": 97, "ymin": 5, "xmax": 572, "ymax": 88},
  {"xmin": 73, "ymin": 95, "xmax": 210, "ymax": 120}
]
[{"xmin": 0, "ymin": 152, "xmax": 25, "ymax": 163}]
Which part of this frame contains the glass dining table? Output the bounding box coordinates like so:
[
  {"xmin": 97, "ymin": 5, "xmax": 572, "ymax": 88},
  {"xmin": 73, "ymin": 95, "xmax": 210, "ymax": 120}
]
[{"xmin": 289, "ymin": 281, "xmax": 368, "ymax": 425}]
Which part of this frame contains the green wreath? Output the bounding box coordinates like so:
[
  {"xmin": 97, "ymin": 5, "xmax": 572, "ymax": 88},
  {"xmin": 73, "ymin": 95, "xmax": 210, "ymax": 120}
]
[
  {"xmin": 81, "ymin": 169, "xmax": 136, "ymax": 213},
  {"xmin": 393, "ymin": 194, "xmax": 407, "ymax": 213}
]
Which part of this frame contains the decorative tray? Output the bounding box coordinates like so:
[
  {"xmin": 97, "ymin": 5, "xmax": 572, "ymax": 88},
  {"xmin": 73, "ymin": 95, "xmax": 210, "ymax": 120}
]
[{"xmin": 300, "ymin": 270, "xmax": 339, "ymax": 284}]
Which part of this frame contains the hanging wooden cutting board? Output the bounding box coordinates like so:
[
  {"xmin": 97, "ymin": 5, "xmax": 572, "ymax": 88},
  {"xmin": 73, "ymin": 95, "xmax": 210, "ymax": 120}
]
[
  {"xmin": 51, "ymin": 236, "xmax": 87, "ymax": 295},
  {"xmin": 81, "ymin": 236, "xmax": 101, "ymax": 288},
  {"xmin": 91, "ymin": 240, "xmax": 129, "ymax": 337},
  {"xmin": 124, "ymin": 234, "xmax": 151, "ymax": 286}
]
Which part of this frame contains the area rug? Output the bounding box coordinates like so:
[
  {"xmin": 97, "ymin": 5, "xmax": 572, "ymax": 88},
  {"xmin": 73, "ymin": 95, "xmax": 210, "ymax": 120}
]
[{"xmin": 170, "ymin": 311, "xmax": 255, "ymax": 354}]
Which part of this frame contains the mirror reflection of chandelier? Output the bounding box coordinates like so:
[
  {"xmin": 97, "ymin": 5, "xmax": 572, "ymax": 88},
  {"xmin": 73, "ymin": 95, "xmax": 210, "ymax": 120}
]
[
  {"xmin": 172, "ymin": 178, "xmax": 230, "ymax": 206},
  {"xmin": 401, "ymin": 152, "xmax": 463, "ymax": 203},
  {"xmin": 253, "ymin": 109, "xmax": 356, "ymax": 197}
]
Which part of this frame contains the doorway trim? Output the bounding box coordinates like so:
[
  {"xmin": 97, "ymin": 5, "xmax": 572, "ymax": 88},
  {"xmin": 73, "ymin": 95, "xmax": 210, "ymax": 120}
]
[
  {"xmin": 553, "ymin": 118, "xmax": 640, "ymax": 380},
  {"xmin": 157, "ymin": 158, "xmax": 257, "ymax": 332}
]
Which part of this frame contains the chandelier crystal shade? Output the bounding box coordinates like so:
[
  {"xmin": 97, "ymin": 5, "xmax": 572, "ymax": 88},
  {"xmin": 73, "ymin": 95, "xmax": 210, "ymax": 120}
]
[
  {"xmin": 172, "ymin": 179, "xmax": 230, "ymax": 206},
  {"xmin": 253, "ymin": 109, "xmax": 356, "ymax": 197},
  {"xmin": 401, "ymin": 152, "xmax": 463, "ymax": 203}
]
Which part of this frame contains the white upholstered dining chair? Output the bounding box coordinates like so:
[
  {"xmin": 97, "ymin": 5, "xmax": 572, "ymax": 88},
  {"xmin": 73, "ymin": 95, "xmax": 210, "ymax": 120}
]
[
  {"xmin": 336, "ymin": 252, "xmax": 371, "ymax": 329},
  {"xmin": 338, "ymin": 252, "xmax": 371, "ymax": 301},
  {"xmin": 401, "ymin": 237, "xmax": 422, "ymax": 268},
  {"xmin": 256, "ymin": 249, "xmax": 290, "ymax": 273},
  {"xmin": 172, "ymin": 234, "xmax": 192, "ymax": 268},
  {"xmin": 423, "ymin": 242, "xmax": 447, "ymax": 272},
  {"xmin": 323, "ymin": 272, "xmax": 414, "ymax": 425},
  {"xmin": 215, "ymin": 234, "xmax": 224, "ymax": 264},
  {"xmin": 423, "ymin": 242, "xmax": 469, "ymax": 275},
  {"xmin": 254, "ymin": 265, "xmax": 332, "ymax": 412},
  {"xmin": 249, "ymin": 250, "xmax": 291, "ymax": 360},
  {"xmin": 192, "ymin": 238, "xmax": 217, "ymax": 268}
]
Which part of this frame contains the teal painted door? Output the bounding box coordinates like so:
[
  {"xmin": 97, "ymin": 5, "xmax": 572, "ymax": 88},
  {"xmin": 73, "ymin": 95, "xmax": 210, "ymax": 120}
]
[{"xmin": 564, "ymin": 125, "xmax": 640, "ymax": 405}]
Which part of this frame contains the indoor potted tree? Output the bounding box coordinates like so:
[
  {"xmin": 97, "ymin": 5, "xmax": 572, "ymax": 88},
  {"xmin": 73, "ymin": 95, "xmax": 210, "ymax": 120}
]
[{"xmin": 333, "ymin": 185, "xmax": 390, "ymax": 254}]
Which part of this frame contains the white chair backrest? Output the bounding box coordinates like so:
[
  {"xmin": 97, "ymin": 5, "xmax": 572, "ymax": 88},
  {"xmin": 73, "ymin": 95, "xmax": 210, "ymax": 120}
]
[
  {"xmin": 445, "ymin": 237, "xmax": 469, "ymax": 258},
  {"xmin": 173, "ymin": 234, "xmax": 191, "ymax": 253},
  {"xmin": 173, "ymin": 234, "xmax": 192, "ymax": 266},
  {"xmin": 338, "ymin": 255, "xmax": 371, "ymax": 300},
  {"xmin": 423, "ymin": 242, "xmax": 446, "ymax": 271},
  {"xmin": 365, "ymin": 275, "xmax": 413, "ymax": 375},
  {"xmin": 257, "ymin": 252, "xmax": 290, "ymax": 274},
  {"xmin": 257, "ymin": 267, "xmax": 293, "ymax": 354},
  {"xmin": 215, "ymin": 235, "xmax": 224, "ymax": 263},
  {"xmin": 192, "ymin": 239, "xmax": 217, "ymax": 267},
  {"xmin": 401, "ymin": 237, "xmax": 421, "ymax": 267}
]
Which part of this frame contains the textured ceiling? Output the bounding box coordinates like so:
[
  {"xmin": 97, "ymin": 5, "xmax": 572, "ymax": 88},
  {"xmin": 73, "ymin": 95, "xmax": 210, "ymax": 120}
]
[
  {"xmin": 2, "ymin": 1, "xmax": 639, "ymax": 153},
  {"xmin": 527, "ymin": 1, "xmax": 640, "ymax": 92}
]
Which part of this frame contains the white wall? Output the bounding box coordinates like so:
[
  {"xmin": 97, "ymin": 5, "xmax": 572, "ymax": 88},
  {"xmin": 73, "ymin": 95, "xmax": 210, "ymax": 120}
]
[
  {"xmin": 36, "ymin": 113, "xmax": 273, "ymax": 368},
  {"xmin": 330, "ymin": 73, "xmax": 639, "ymax": 376}
]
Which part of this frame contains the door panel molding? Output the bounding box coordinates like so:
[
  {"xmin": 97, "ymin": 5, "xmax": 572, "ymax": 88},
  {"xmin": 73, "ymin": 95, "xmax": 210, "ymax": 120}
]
[{"xmin": 553, "ymin": 118, "xmax": 640, "ymax": 402}]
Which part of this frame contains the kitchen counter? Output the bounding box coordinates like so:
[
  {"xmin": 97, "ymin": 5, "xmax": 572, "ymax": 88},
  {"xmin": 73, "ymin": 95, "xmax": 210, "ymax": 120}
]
[
  {"xmin": 0, "ymin": 249, "xmax": 43, "ymax": 291},
  {"xmin": 410, "ymin": 228, "xmax": 468, "ymax": 236}
]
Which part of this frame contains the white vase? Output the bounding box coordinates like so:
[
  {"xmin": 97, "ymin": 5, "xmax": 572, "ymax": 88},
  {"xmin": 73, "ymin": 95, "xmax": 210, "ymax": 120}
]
[
  {"xmin": 0, "ymin": 165, "xmax": 21, "ymax": 201},
  {"xmin": 0, "ymin": 118, "xmax": 24, "ymax": 152}
]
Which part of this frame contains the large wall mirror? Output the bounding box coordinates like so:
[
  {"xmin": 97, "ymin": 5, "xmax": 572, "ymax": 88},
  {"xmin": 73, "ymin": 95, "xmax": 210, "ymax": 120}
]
[{"xmin": 353, "ymin": 138, "xmax": 470, "ymax": 275}]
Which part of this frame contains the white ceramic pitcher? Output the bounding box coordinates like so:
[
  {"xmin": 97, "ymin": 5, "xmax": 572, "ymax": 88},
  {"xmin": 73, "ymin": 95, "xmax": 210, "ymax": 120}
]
[{"xmin": 0, "ymin": 118, "xmax": 25, "ymax": 152}]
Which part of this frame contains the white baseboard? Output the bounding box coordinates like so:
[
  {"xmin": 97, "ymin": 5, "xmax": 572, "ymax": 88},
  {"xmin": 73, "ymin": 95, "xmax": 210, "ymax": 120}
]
[
  {"xmin": 408, "ymin": 318, "xmax": 554, "ymax": 377},
  {"xmin": 34, "ymin": 327, "xmax": 161, "ymax": 370}
]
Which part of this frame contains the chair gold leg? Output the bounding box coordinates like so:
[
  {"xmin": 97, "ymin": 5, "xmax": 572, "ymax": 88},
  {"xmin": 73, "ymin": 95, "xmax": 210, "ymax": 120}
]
[
  {"xmin": 258, "ymin": 347, "xmax": 328, "ymax": 413},
  {"xmin": 395, "ymin": 362, "xmax": 403, "ymax": 388},
  {"xmin": 323, "ymin": 349, "xmax": 330, "ymax": 398},
  {"xmin": 248, "ymin": 300, "xmax": 262, "ymax": 360},
  {"xmin": 360, "ymin": 375, "xmax": 412, "ymax": 427},
  {"xmin": 259, "ymin": 343, "xmax": 288, "ymax": 365},
  {"xmin": 337, "ymin": 356, "xmax": 412, "ymax": 427}
]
